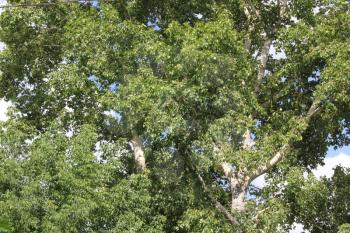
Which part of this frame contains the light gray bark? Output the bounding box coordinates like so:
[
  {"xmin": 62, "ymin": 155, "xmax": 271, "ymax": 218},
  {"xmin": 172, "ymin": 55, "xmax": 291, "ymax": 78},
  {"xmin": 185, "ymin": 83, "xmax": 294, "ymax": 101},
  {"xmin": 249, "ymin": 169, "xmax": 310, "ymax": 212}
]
[
  {"xmin": 278, "ymin": 0, "xmax": 288, "ymax": 17},
  {"xmin": 194, "ymin": 165, "xmax": 239, "ymax": 226},
  {"xmin": 255, "ymin": 36, "xmax": 272, "ymax": 93},
  {"xmin": 130, "ymin": 134, "xmax": 146, "ymax": 173},
  {"xmin": 242, "ymin": 129, "xmax": 255, "ymax": 150},
  {"xmin": 248, "ymin": 99, "xmax": 321, "ymax": 183},
  {"xmin": 231, "ymin": 177, "xmax": 247, "ymax": 213}
]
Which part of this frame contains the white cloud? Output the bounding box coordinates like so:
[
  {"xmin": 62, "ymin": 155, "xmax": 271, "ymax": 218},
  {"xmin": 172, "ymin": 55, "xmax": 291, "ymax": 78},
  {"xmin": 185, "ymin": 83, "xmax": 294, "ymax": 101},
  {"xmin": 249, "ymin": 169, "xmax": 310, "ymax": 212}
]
[
  {"xmin": 290, "ymin": 223, "xmax": 309, "ymax": 233},
  {"xmin": 0, "ymin": 99, "xmax": 11, "ymax": 122},
  {"xmin": 312, "ymin": 153, "xmax": 350, "ymax": 179},
  {"xmin": 251, "ymin": 174, "xmax": 266, "ymax": 189}
]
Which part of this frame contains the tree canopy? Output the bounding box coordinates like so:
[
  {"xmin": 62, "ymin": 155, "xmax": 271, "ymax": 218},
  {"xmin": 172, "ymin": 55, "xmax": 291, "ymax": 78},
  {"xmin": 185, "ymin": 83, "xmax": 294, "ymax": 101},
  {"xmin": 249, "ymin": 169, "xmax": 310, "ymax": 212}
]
[{"xmin": 0, "ymin": 0, "xmax": 350, "ymax": 232}]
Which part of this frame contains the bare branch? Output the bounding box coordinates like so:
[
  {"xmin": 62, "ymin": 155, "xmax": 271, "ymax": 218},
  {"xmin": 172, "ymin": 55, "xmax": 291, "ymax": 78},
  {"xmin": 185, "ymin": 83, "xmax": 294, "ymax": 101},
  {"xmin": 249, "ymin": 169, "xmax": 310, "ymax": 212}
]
[
  {"xmin": 243, "ymin": 6, "xmax": 254, "ymax": 52},
  {"xmin": 307, "ymin": 99, "xmax": 321, "ymax": 118},
  {"xmin": 213, "ymin": 144, "xmax": 235, "ymax": 178},
  {"xmin": 244, "ymin": 0, "xmax": 261, "ymax": 19},
  {"xmin": 214, "ymin": 145, "xmax": 248, "ymax": 214},
  {"xmin": 231, "ymin": 175, "xmax": 249, "ymax": 213}
]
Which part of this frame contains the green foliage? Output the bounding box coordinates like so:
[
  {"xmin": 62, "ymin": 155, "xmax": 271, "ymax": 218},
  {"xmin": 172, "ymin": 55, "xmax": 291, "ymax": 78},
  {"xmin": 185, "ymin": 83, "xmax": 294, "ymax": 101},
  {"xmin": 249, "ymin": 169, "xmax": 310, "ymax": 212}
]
[
  {"xmin": 0, "ymin": 218, "xmax": 12, "ymax": 233},
  {"xmin": 278, "ymin": 167, "xmax": 350, "ymax": 232},
  {"xmin": 0, "ymin": 0, "xmax": 349, "ymax": 232},
  {"xmin": 339, "ymin": 224, "xmax": 350, "ymax": 233},
  {"xmin": 0, "ymin": 123, "xmax": 163, "ymax": 232}
]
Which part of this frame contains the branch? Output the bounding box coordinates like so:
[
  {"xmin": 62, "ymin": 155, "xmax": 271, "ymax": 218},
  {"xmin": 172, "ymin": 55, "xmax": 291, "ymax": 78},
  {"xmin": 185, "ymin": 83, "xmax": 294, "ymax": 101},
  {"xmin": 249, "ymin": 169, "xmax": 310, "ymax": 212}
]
[
  {"xmin": 129, "ymin": 134, "xmax": 146, "ymax": 173},
  {"xmin": 249, "ymin": 145, "xmax": 289, "ymax": 182},
  {"xmin": 306, "ymin": 99, "xmax": 320, "ymax": 118},
  {"xmin": 243, "ymin": 6, "xmax": 253, "ymax": 52},
  {"xmin": 278, "ymin": 0, "xmax": 288, "ymax": 18},
  {"xmin": 213, "ymin": 144, "xmax": 235, "ymax": 178},
  {"xmin": 248, "ymin": 99, "xmax": 321, "ymax": 182},
  {"xmin": 243, "ymin": 0, "xmax": 261, "ymax": 52},
  {"xmin": 255, "ymin": 36, "xmax": 272, "ymax": 93},
  {"xmin": 195, "ymin": 169, "xmax": 239, "ymax": 226},
  {"xmin": 242, "ymin": 129, "xmax": 255, "ymax": 149},
  {"xmin": 244, "ymin": 0, "xmax": 261, "ymax": 20},
  {"xmin": 190, "ymin": 146, "xmax": 239, "ymax": 225},
  {"xmin": 222, "ymin": 162, "xmax": 234, "ymax": 178}
]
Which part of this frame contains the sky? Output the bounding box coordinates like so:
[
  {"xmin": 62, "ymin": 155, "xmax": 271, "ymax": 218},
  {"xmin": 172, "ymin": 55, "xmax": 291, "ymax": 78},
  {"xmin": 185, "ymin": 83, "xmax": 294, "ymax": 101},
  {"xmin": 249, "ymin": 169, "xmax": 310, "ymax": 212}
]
[
  {"xmin": 0, "ymin": 0, "xmax": 5, "ymax": 12},
  {"xmin": 0, "ymin": 1, "xmax": 349, "ymax": 232}
]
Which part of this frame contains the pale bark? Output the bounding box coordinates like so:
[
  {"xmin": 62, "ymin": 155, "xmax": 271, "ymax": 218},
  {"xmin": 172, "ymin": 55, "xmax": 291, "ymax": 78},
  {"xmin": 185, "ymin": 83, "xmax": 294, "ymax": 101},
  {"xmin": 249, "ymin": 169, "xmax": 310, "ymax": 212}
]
[
  {"xmin": 243, "ymin": 6, "xmax": 253, "ymax": 52},
  {"xmin": 248, "ymin": 99, "xmax": 321, "ymax": 182},
  {"xmin": 213, "ymin": 144, "xmax": 233, "ymax": 178},
  {"xmin": 129, "ymin": 134, "xmax": 146, "ymax": 173},
  {"xmin": 249, "ymin": 145, "xmax": 288, "ymax": 182},
  {"xmin": 231, "ymin": 177, "xmax": 247, "ymax": 213},
  {"xmin": 231, "ymin": 191, "xmax": 246, "ymax": 213},
  {"xmin": 242, "ymin": 129, "xmax": 255, "ymax": 150},
  {"xmin": 195, "ymin": 167, "xmax": 239, "ymax": 225},
  {"xmin": 216, "ymin": 148, "xmax": 248, "ymax": 213},
  {"xmin": 278, "ymin": 0, "xmax": 288, "ymax": 17},
  {"xmin": 243, "ymin": 0, "xmax": 261, "ymax": 52},
  {"xmin": 244, "ymin": 0, "xmax": 261, "ymax": 19},
  {"xmin": 255, "ymin": 36, "xmax": 272, "ymax": 93},
  {"xmin": 222, "ymin": 162, "xmax": 234, "ymax": 178}
]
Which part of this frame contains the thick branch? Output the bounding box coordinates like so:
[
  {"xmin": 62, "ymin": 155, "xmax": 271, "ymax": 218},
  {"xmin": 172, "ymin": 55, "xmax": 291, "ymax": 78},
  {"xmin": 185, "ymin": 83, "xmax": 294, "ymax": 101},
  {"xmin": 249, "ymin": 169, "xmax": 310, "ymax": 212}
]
[
  {"xmin": 129, "ymin": 134, "xmax": 146, "ymax": 173},
  {"xmin": 195, "ymin": 170, "xmax": 239, "ymax": 226},
  {"xmin": 307, "ymin": 99, "xmax": 320, "ymax": 118},
  {"xmin": 278, "ymin": 0, "xmax": 288, "ymax": 18},
  {"xmin": 243, "ymin": 0, "xmax": 261, "ymax": 52},
  {"xmin": 248, "ymin": 99, "xmax": 321, "ymax": 182},
  {"xmin": 255, "ymin": 36, "xmax": 272, "ymax": 93},
  {"xmin": 213, "ymin": 144, "xmax": 235, "ymax": 178},
  {"xmin": 244, "ymin": 0, "xmax": 261, "ymax": 19},
  {"xmin": 242, "ymin": 129, "xmax": 255, "ymax": 149},
  {"xmin": 194, "ymin": 146, "xmax": 239, "ymax": 224},
  {"xmin": 231, "ymin": 174, "xmax": 249, "ymax": 213},
  {"xmin": 222, "ymin": 162, "xmax": 234, "ymax": 178},
  {"xmin": 243, "ymin": 6, "xmax": 254, "ymax": 52},
  {"xmin": 249, "ymin": 145, "xmax": 289, "ymax": 182}
]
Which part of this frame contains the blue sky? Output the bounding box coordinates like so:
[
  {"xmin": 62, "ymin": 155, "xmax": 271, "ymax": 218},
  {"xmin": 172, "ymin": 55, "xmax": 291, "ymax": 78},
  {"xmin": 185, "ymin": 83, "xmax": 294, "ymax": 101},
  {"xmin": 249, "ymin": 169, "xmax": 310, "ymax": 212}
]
[{"xmin": 327, "ymin": 145, "xmax": 350, "ymax": 157}]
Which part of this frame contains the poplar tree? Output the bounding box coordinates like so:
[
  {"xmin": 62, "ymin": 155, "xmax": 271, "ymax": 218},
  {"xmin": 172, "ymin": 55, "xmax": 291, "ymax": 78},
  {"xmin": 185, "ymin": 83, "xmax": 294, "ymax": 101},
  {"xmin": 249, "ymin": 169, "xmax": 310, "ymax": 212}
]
[{"xmin": 0, "ymin": 0, "xmax": 349, "ymax": 232}]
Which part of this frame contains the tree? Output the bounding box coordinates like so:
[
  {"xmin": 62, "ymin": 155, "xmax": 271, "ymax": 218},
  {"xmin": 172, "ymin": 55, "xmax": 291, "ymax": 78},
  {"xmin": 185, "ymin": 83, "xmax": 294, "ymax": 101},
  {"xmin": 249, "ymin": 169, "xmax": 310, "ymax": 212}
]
[{"xmin": 0, "ymin": 0, "xmax": 349, "ymax": 232}]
